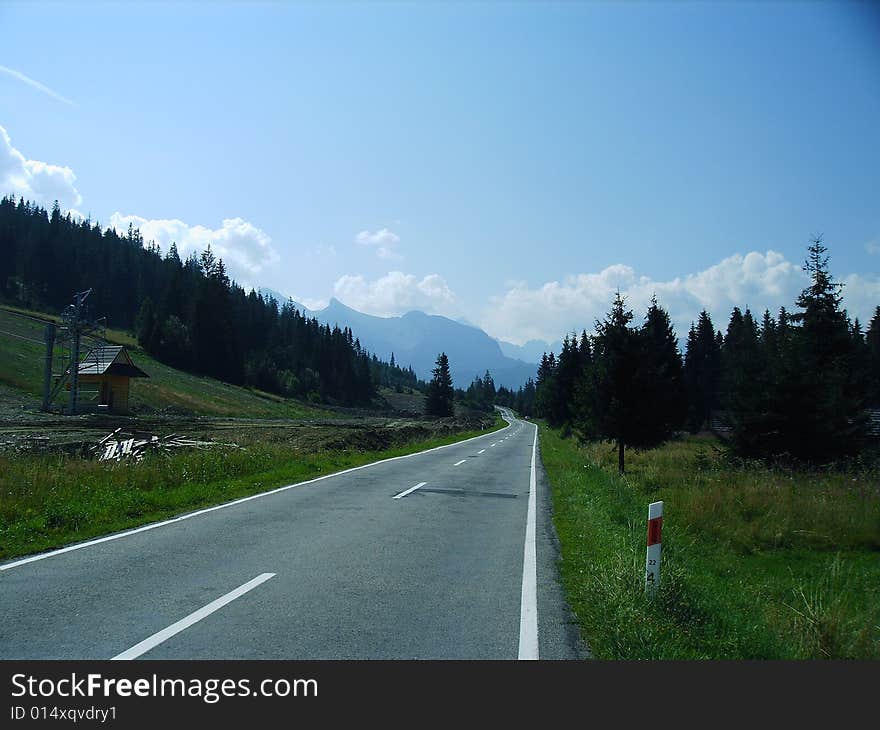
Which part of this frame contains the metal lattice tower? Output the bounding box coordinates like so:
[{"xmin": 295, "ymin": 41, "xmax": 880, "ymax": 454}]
[{"xmin": 45, "ymin": 289, "xmax": 107, "ymax": 414}]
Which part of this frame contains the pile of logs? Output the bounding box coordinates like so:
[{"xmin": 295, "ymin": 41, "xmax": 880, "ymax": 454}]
[{"xmin": 91, "ymin": 428, "xmax": 225, "ymax": 462}]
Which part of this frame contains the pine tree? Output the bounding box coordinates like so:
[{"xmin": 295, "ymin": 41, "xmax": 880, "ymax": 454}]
[
  {"xmin": 190, "ymin": 247, "xmax": 238, "ymax": 382},
  {"xmin": 578, "ymin": 329, "xmax": 592, "ymax": 371},
  {"xmin": 483, "ymin": 370, "xmax": 496, "ymax": 404},
  {"xmin": 866, "ymin": 307, "xmax": 880, "ymax": 406},
  {"xmin": 775, "ymin": 236, "xmax": 867, "ymax": 460},
  {"xmin": 535, "ymin": 352, "xmax": 557, "ymax": 419},
  {"xmin": 634, "ymin": 296, "xmax": 686, "ymax": 445},
  {"xmin": 166, "ymin": 241, "xmax": 181, "ymax": 265},
  {"xmin": 135, "ymin": 297, "xmax": 159, "ymax": 353},
  {"xmin": 851, "ymin": 318, "xmax": 871, "ymax": 410},
  {"xmin": 518, "ymin": 377, "xmax": 537, "ymax": 417},
  {"xmin": 683, "ymin": 310, "xmax": 722, "ymax": 432},
  {"xmin": 425, "ymin": 352, "xmax": 455, "ymax": 417},
  {"xmin": 722, "ymin": 307, "xmax": 770, "ymax": 455},
  {"xmin": 576, "ymin": 291, "xmax": 641, "ymax": 473},
  {"xmin": 545, "ymin": 334, "xmax": 581, "ymax": 429}
]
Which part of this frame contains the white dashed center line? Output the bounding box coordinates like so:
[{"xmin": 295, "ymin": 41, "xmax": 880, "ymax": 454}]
[
  {"xmin": 392, "ymin": 482, "xmax": 427, "ymax": 500},
  {"xmin": 454, "ymin": 459, "xmax": 466, "ymax": 466}
]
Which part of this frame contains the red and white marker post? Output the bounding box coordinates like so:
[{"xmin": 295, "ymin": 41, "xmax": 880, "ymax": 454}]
[{"xmin": 645, "ymin": 501, "xmax": 663, "ymax": 597}]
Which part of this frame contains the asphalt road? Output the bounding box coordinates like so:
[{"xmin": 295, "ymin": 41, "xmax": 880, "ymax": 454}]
[{"xmin": 0, "ymin": 408, "xmax": 585, "ymax": 660}]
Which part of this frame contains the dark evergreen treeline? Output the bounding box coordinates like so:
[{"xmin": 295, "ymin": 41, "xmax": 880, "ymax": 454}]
[
  {"xmin": 0, "ymin": 196, "xmax": 419, "ymax": 406},
  {"xmin": 531, "ymin": 238, "xmax": 879, "ymax": 469},
  {"xmin": 457, "ymin": 370, "xmax": 497, "ymax": 412},
  {"xmin": 494, "ymin": 378, "xmax": 537, "ymax": 417},
  {"xmin": 375, "ymin": 352, "xmax": 422, "ymax": 394},
  {"xmin": 457, "ymin": 369, "xmax": 538, "ymax": 417}
]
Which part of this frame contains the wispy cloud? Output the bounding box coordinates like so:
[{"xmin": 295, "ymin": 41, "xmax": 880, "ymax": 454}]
[
  {"xmin": 0, "ymin": 65, "xmax": 75, "ymax": 106},
  {"xmin": 355, "ymin": 227, "xmax": 402, "ymax": 260}
]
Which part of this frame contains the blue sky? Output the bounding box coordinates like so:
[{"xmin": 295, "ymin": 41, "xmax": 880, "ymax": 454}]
[{"xmin": 2, "ymin": 1, "xmax": 879, "ymax": 344}]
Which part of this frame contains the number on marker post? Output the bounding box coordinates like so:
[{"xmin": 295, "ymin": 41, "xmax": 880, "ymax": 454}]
[{"xmin": 645, "ymin": 501, "xmax": 663, "ymax": 597}]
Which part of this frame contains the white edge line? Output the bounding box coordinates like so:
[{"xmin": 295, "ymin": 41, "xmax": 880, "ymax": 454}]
[
  {"xmin": 453, "ymin": 459, "xmax": 466, "ymax": 466},
  {"xmin": 1, "ymin": 415, "xmax": 515, "ymax": 572},
  {"xmin": 111, "ymin": 572, "xmax": 275, "ymax": 660},
  {"xmin": 517, "ymin": 421, "xmax": 539, "ymax": 660},
  {"xmin": 392, "ymin": 481, "xmax": 427, "ymax": 500}
]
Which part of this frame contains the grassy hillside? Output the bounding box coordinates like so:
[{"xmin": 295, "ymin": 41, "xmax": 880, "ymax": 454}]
[
  {"xmin": 0, "ymin": 306, "xmax": 325, "ymax": 418},
  {"xmin": 541, "ymin": 425, "xmax": 880, "ymax": 659}
]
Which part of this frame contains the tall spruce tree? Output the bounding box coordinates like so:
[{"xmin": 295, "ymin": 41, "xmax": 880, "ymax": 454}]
[
  {"xmin": 576, "ymin": 291, "xmax": 641, "ymax": 473},
  {"xmin": 850, "ymin": 319, "xmax": 871, "ymax": 411},
  {"xmin": 722, "ymin": 307, "xmax": 772, "ymax": 455},
  {"xmin": 548, "ymin": 334, "xmax": 581, "ymax": 429},
  {"xmin": 578, "ymin": 330, "xmax": 592, "ymax": 371},
  {"xmin": 135, "ymin": 297, "xmax": 160, "ymax": 353},
  {"xmin": 635, "ymin": 296, "xmax": 686, "ymax": 444},
  {"xmin": 425, "ymin": 352, "xmax": 455, "ymax": 417},
  {"xmin": 776, "ymin": 236, "xmax": 866, "ymax": 460},
  {"xmin": 516, "ymin": 378, "xmax": 537, "ymax": 417},
  {"xmin": 683, "ymin": 310, "xmax": 722, "ymax": 432},
  {"xmin": 483, "ymin": 370, "xmax": 496, "ymax": 404},
  {"xmin": 866, "ymin": 306, "xmax": 880, "ymax": 406},
  {"xmin": 535, "ymin": 352, "xmax": 557, "ymax": 419}
]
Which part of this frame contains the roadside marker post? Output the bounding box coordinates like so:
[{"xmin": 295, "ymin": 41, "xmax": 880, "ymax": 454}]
[{"xmin": 645, "ymin": 501, "xmax": 663, "ymax": 597}]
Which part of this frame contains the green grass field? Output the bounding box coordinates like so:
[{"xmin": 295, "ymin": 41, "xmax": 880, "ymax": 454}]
[
  {"xmin": 540, "ymin": 425, "xmax": 880, "ymax": 659},
  {"xmin": 0, "ymin": 306, "xmax": 324, "ymax": 418}
]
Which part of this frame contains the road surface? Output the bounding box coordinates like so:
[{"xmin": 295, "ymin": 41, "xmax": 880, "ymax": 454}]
[{"xmin": 0, "ymin": 408, "xmax": 583, "ymax": 659}]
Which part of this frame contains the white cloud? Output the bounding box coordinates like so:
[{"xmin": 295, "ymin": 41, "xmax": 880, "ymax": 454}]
[
  {"xmin": 355, "ymin": 227, "xmax": 402, "ymax": 259},
  {"xmin": 108, "ymin": 212, "xmax": 280, "ymax": 282},
  {"xmin": 0, "ymin": 65, "xmax": 75, "ymax": 105},
  {"xmin": 841, "ymin": 274, "xmax": 880, "ymax": 326},
  {"xmin": 0, "ymin": 124, "xmax": 82, "ymax": 208},
  {"xmin": 356, "ymin": 228, "xmax": 400, "ymax": 246},
  {"xmin": 480, "ymin": 250, "xmax": 880, "ymax": 345},
  {"xmin": 332, "ymin": 271, "xmax": 457, "ymax": 317}
]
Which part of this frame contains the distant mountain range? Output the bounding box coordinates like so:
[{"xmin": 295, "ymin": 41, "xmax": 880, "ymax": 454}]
[
  {"xmin": 258, "ymin": 289, "xmax": 540, "ymax": 389},
  {"xmin": 497, "ymin": 338, "xmax": 563, "ymax": 364}
]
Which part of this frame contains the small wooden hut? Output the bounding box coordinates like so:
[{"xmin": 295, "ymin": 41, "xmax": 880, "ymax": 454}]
[{"xmin": 76, "ymin": 345, "xmax": 149, "ymax": 414}]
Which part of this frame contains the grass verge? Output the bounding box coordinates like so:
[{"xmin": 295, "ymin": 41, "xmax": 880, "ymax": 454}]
[
  {"xmin": 0, "ymin": 413, "xmax": 505, "ymax": 562},
  {"xmin": 540, "ymin": 424, "xmax": 880, "ymax": 658}
]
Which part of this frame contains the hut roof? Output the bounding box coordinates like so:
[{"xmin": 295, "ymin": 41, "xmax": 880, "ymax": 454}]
[{"xmin": 77, "ymin": 345, "xmax": 149, "ymax": 378}]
